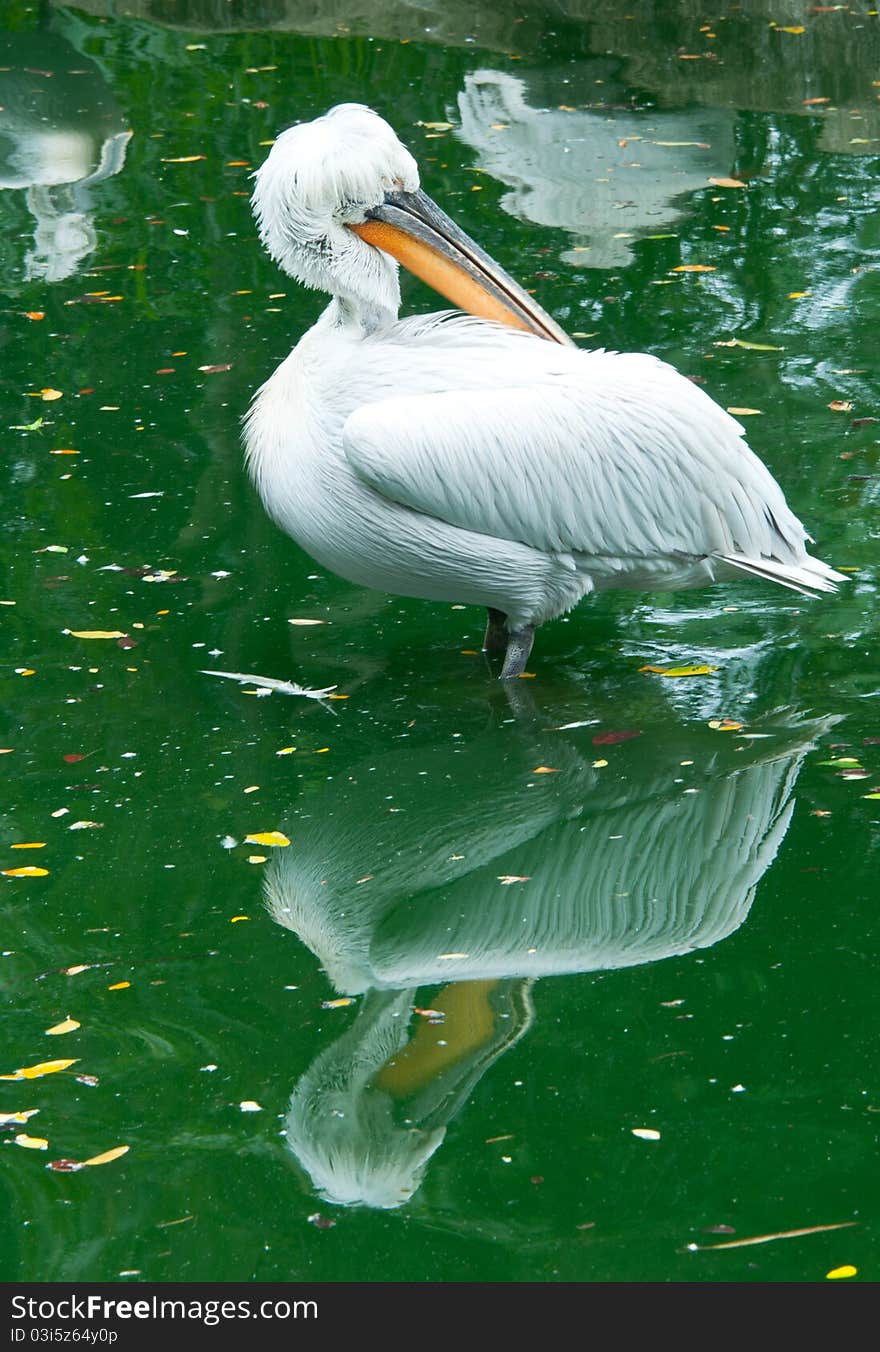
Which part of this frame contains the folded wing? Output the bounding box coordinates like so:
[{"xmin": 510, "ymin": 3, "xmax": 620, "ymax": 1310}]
[{"xmin": 342, "ymin": 351, "xmax": 812, "ymax": 576}]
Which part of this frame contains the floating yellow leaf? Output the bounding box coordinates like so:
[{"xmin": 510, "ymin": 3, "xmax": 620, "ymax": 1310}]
[
  {"xmin": 25, "ymin": 312, "xmax": 44, "ymax": 321},
  {"xmin": 107, "ymin": 981, "xmax": 130, "ymax": 991},
  {"xmin": 0, "ymin": 1059, "xmax": 77, "ymax": 1081},
  {"xmin": 161, "ymin": 155, "xmax": 206, "ymax": 163},
  {"xmin": 2, "ymin": 867, "xmax": 49, "ymax": 877},
  {"xmin": 708, "ymin": 718, "xmax": 745, "ymax": 731},
  {"xmin": 67, "ymin": 630, "xmax": 127, "ymax": 640},
  {"xmin": 40, "ymin": 388, "xmax": 63, "ymax": 401},
  {"xmin": 11, "ymin": 842, "xmax": 46, "ymax": 849},
  {"xmin": 708, "ymin": 176, "xmax": 746, "ymax": 189},
  {"xmin": 532, "ymin": 766, "xmax": 559, "ymax": 774},
  {"xmin": 788, "ymin": 291, "xmax": 811, "ymax": 299},
  {"xmin": 246, "ymin": 855, "xmax": 267, "ymax": 864},
  {"xmin": 45, "ymin": 1018, "xmax": 80, "ymax": 1036},
  {"xmin": 777, "ymin": 24, "xmax": 805, "ymax": 33},
  {"xmin": 244, "ymin": 831, "xmax": 290, "ymax": 847},
  {"xmin": 82, "ymin": 1145, "xmax": 129, "ymax": 1167},
  {"xmin": 230, "ymin": 915, "xmax": 249, "ymax": 923},
  {"xmin": 715, "ymin": 338, "xmax": 784, "ymax": 351},
  {"xmin": 592, "ymin": 759, "xmax": 609, "ymax": 768},
  {"xmin": 322, "ymin": 998, "xmax": 354, "ymax": 1009},
  {"xmin": 828, "ymin": 400, "xmax": 853, "ymax": 412},
  {"xmin": 239, "ymin": 1100, "xmax": 263, "ymax": 1112},
  {"xmin": 826, "ymin": 1265, "xmax": 857, "ymax": 1280},
  {"xmin": 0, "ymin": 1109, "xmax": 39, "ymax": 1125},
  {"xmin": 640, "ymin": 664, "xmax": 719, "ymax": 677},
  {"xmin": 276, "ymin": 747, "xmax": 296, "ymax": 755},
  {"xmin": 632, "ymin": 1128, "xmax": 661, "ymax": 1140},
  {"xmin": 726, "ymin": 407, "xmax": 762, "ymax": 416},
  {"xmin": 51, "ymin": 448, "xmax": 79, "ymax": 455},
  {"xmin": 63, "ymin": 965, "xmax": 92, "ymax": 976},
  {"xmin": 671, "ymin": 264, "xmax": 716, "ymax": 273},
  {"xmin": 287, "ymin": 618, "xmax": 326, "ymax": 626},
  {"xmin": 14, "ymin": 1133, "xmax": 49, "ymax": 1150}
]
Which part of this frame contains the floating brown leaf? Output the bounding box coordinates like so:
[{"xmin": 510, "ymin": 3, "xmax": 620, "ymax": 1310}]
[{"xmin": 592, "ymin": 730, "xmax": 641, "ymax": 745}]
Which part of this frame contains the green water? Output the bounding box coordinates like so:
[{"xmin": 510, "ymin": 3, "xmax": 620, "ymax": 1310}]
[{"xmin": 0, "ymin": 0, "xmax": 878, "ymax": 1285}]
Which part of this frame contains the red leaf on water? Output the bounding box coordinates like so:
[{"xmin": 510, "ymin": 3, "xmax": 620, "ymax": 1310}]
[
  {"xmin": 592, "ymin": 730, "xmax": 642, "ymax": 746},
  {"xmin": 62, "ymin": 754, "xmax": 86, "ymax": 763}
]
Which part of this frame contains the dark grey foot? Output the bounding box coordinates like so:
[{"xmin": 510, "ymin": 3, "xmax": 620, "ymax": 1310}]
[
  {"xmin": 500, "ymin": 625, "xmax": 536, "ymax": 679},
  {"xmin": 482, "ymin": 607, "xmax": 508, "ymax": 655}
]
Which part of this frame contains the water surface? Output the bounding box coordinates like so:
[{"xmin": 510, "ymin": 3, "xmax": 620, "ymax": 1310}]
[{"xmin": 0, "ymin": 0, "xmax": 878, "ymax": 1284}]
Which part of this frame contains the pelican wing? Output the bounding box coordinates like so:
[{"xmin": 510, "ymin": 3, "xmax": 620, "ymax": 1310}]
[{"xmin": 342, "ymin": 352, "xmax": 809, "ymax": 570}]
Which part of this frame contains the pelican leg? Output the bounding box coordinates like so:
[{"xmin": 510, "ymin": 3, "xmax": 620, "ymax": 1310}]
[
  {"xmin": 482, "ymin": 607, "xmax": 508, "ymax": 654},
  {"xmin": 499, "ymin": 624, "xmax": 535, "ymax": 680}
]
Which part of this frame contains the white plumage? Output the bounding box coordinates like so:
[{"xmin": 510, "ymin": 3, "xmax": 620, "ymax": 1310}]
[{"xmin": 245, "ymin": 104, "xmax": 842, "ymax": 676}]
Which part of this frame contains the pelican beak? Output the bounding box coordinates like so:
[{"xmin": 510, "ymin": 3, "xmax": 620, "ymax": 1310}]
[{"xmin": 349, "ymin": 188, "xmax": 573, "ymax": 346}]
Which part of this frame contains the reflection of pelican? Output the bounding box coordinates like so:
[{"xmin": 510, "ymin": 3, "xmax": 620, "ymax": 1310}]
[
  {"xmin": 456, "ymin": 69, "xmax": 737, "ymax": 268},
  {"xmin": 246, "ymin": 104, "xmax": 841, "ymax": 677},
  {"xmin": 264, "ymin": 708, "xmax": 834, "ymax": 1208},
  {"xmin": 0, "ymin": 33, "xmax": 131, "ymax": 282}
]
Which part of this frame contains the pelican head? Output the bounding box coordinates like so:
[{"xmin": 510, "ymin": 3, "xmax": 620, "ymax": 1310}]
[{"xmin": 251, "ymin": 103, "xmax": 570, "ymax": 341}]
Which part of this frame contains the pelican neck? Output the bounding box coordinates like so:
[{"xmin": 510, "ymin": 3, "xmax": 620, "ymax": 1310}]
[{"xmin": 326, "ymin": 294, "xmax": 399, "ymax": 336}]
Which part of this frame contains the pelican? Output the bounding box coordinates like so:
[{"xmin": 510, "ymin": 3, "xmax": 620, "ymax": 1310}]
[{"xmin": 245, "ymin": 104, "xmax": 843, "ymax": 677}]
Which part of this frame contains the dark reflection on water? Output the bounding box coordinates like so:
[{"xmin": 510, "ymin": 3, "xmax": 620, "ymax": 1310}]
[{"xmin": 264, "ymin": 703, "xmax": 834, "ymax": 1208}]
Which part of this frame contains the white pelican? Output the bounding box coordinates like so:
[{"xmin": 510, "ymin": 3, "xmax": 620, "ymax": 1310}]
[{"xmin": 245, "ymin": 104, "xmax": 843, "ymax": 677}]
